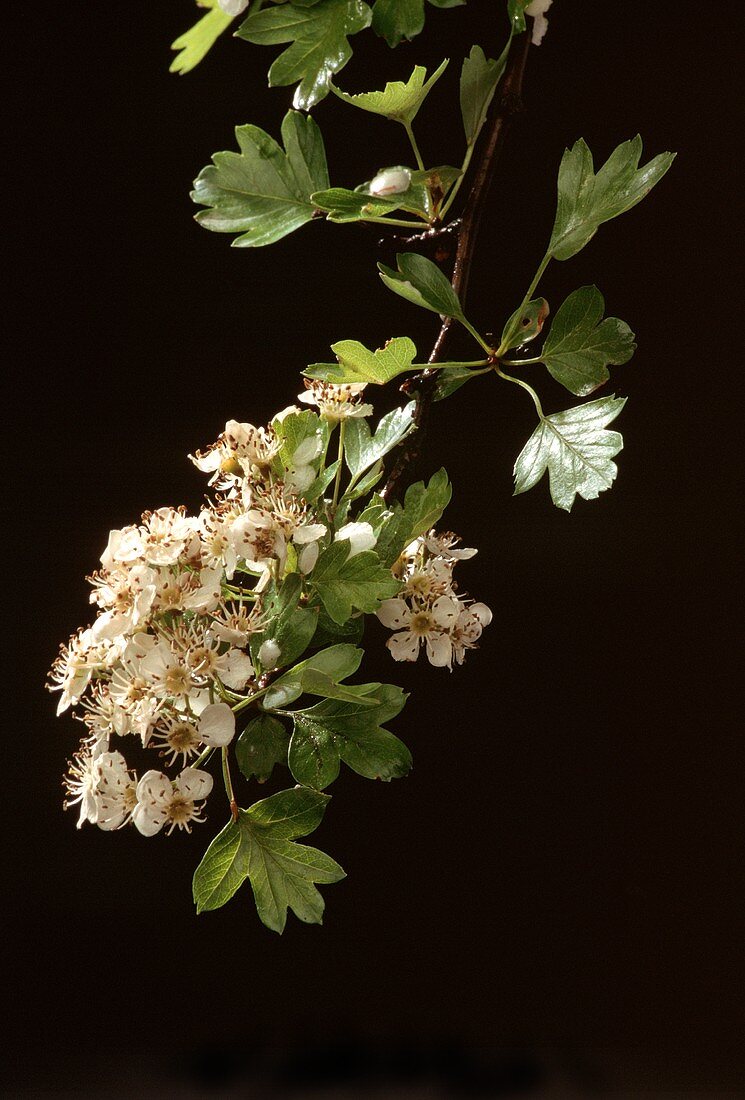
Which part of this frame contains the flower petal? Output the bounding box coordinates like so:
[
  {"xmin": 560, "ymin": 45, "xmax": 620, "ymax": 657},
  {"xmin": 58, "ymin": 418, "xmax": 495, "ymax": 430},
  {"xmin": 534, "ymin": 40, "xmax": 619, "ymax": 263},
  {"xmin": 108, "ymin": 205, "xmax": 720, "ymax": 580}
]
[
  {"xmin": 198, "ymin": 703, "xmax": 236, "ymax": 747},
  {"xmin": 387, "ymin": 630, "xmax": 420, "ymax": 662},
  {"xmin": 176, "ymin": 767, "xmax": 213, "ymax": 801},
  {"xmin": 377, "ymin": 599, "xmax": 410, "ymax": 630}
]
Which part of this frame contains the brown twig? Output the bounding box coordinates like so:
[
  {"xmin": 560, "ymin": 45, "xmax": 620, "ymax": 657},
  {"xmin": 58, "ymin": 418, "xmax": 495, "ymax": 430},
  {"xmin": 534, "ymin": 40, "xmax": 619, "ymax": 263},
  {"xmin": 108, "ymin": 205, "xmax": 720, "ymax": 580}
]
[{"xmin": 381, "ymin": 27, "xmax": 533, "ymax": 501}]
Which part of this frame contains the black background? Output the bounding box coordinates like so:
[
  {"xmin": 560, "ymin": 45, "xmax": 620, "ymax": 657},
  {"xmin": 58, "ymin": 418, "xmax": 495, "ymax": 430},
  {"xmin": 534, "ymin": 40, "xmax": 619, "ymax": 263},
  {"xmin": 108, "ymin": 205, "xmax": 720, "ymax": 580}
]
[{"xmin": 5, "ymin": 2, "xmax": 743, "ymax": 1095}]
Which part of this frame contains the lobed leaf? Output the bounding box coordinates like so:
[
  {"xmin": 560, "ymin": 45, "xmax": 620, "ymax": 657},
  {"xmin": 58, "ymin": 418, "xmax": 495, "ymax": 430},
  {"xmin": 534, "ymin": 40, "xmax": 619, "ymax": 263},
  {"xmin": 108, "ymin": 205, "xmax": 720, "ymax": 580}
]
[
  {"xmin": 288, "ymin": 684, "xmax": 410, "ymax": 789},
  {"xmin": 192, "ymin": 111, "xmax": 329, "ymax": 247},
  {"xmin": 236, "ymin": 713, "xmax": 290, "ymax": 783},
  {"xmin": 306, "ymin": 337, "xmax": 417, "ymax": 385},
  {"xmin": 237, "ymin": 0, "xmax": 373, "ymax": 110},
  {"xmin": 550, "ymin": 137, "xmax": 675, "ymax": 260},
  {"xmin": 371, "ymin": 0, "xmax": 463, "ymax": 46},
  {"xmin": 170, "ymin": 3, "xmax": 234, "ymax": 75},
  {"xmin": 193, "ymin": 788, "xmax": 345, "ymax": 932},
  {"xmin": 541, "ymin": 285, "xmax": 635, "ymax": 396},
  {"xmin": 513, "ymin": 394, "xmax": 627, "ymax": 511},
  {"xmin": 332, "ymin": 60, "xmax": 448, "ymax": 124},
  {"xmin": 344, "ymin": 402, "xmax": 416, "ymax": 477},
  {"xmin": 460, "ymin": 45, "xmax": 505, "ymax": 146},
  {"xmin": 309, "ymin": 543, "xmax": 401, "ymax": 624},
  {"xmin": 378, "ymin": 253, "xmax": 464, "ymax": 320}
]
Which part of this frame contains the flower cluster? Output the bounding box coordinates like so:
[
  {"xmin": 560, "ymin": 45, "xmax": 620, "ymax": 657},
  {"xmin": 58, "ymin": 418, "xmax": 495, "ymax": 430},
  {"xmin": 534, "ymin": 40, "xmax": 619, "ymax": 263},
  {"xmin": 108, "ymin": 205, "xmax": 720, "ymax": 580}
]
[
  {"xmin": 50, "ymin": 381, "xmax": 492, "ymax": 842},
  {"xmin": 377, "ymin": 533, "xmax": 492, "ymax": 668}
]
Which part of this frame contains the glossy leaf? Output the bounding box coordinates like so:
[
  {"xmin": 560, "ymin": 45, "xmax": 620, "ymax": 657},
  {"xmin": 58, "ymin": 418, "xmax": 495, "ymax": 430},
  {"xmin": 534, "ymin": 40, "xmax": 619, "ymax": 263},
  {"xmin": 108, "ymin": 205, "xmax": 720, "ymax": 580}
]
[
  {"xmin": 309, "ymin": 543, "xmax": 401, "ymax": 624},
  {"xmin": 513, "ymin": 394, "xmax": 627, "ymax": 511},
  {"xmin": 541, "ymin": 285, "xmax": 635, "ymax": 396},
  {"xmin": 332, "ymin": 60, "xmax": 448, "ymax": 123},
  {"xmin": 432, "ymin": 364, "xmax": 491, "ymax": 402},
  {"xmin": 306, "ymin": 337, "xmax": 417, "ymax": 384},
  {"xmin": 344, "ymin": 402, "xmax": 416, "ymax": 476},
  {"xmin": 378, "ymin": 253, "xmax": 464, "ymax": 320},
  {"xmin": 506, "ymin": 0, "xmax": 531, "ymax": 33},
  {"xmin": 250, "ymin": 575, "xmax": 319, "ymax": 673},
  {"xmin": 235, "ymin": 713, "xmax": 290, "ymax": 783},
  {"xmin": 288, "ymin": 683, "xmax": 410, "ymax": 789},
  {"xmin": 371, "ymin": 0, "xmax": 463, "ymax": 45},
  {"xmin": 263, "ymin": 644, "xmax": 367, "ymax": 709},
  {"xmin": 550, "ymin": 137, "xmax": 675, "ymax": 260},
  {"xmin": 460, "ymin": 45, "xmax": 505, "ymax": 145},
  {"xmin": 310, "ymin": 185, "xmax": 428, "ymax": 222},
  {"xmin": 192, "ymin": 111, "xmax": 329, "ymax": 247},
  {"xmin": 170, "ymin": 3, "xmax": 234, "ymax": 75},
  {"xmin": 193, "ymin": 788, "xmax": 345, "ymax": 932},
  {"xmin": 237, "ymin": 0, "xmax": 373, "ymax": 109},
  {"xmin": 371, "ymin": 467, "xmax": 452, "ymax": 564}
]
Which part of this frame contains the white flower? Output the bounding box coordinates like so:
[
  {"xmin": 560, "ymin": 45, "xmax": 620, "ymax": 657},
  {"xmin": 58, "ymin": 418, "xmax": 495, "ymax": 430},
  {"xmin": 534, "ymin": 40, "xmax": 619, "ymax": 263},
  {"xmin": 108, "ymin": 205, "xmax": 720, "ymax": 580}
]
[
  {"xmin": 450, "ymin": 602, "xmax": 493, "ymax": 665},
  {"xmin": 285, "ymin": 435, "xmax": 323, "ymax": 494},
  {"xmin": 139, "ymin": 508, "xmax": 196, "ymax": 567},
  {"xmin": 64, "ymin": 750, "xmax": 137, "ymax": 831},
  {"xmin": 369, "ymin": 167, "xmax": 411, "ymax": 197},
  {"xmin": 335, "ymin": 521, "xmax": 377, "ymax": 558},
  {"xmin": 298, "ymin": 381, "xmax": 373, "ymax": 422},
  {"xmin": 293, "ymin": 520, "xmax": 328, "ymax": 574},
  {"xmin": 132, "ymin": 767, "xmax": 213, "ymax": 836},
  {"xmin": 377, "ymin": 595, "xmax": 460, "ymax": 668},
  {"xmin": 150, "ymin": 703, "xmax": 235, "ymax": 765},
  {"xmin": 525, "ymin": 0, "xmax": 552, "ymax": 45}
]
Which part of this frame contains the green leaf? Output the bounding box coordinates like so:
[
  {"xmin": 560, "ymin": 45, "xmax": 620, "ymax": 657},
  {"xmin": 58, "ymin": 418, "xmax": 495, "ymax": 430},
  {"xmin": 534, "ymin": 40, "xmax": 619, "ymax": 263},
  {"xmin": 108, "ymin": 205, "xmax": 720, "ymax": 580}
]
[
  {"xmin": 310, "ymin": 185, "xmax": 428, "ymax": 223},
  {"xmin": 306, "ymin": 337, "xmax": 417, "ymax": 384},
  {"xmin": 237, "ymin": 0, "xmax": 373, "ymax": 109},
  {"xmin": 272, "ymin": 408, "xmax": 328, "ymax": 470},
  {"xmin": 460, "ymin": 45, "xmax": 505, "ymax": 146},
  {"xmin": 399, "ymin": 468, "xmax": 452, "ymax": 541},
  {"xmin": 378, "ymin": 253, "xmax": 464, "ymax": 320},
  {"xmin": 432, "ymin": 364, "xmax": 490, "ymax": 402},
  {"xmin": 235, "ymin": 713, "xmax": 290, "ymax": 783},
  {"xmin": 288, "ymin": 716, "xmax": 341, "ymax": 789},
  {"xmin": 170, "ymin": 3, "xmax": 234, "ymax": 75},
  {"xmin": 332, "ymin": 60, "xmax": 448, "ymax": 124},
  {"xmin": 501, "ymin": 297, "xmax": 550, "ymax": 350},
  {"xmin": 192, "ymin": 110, "xmax": 329, "ymax": 247},
  {"xmin": 549, "ymin": 137, "xmax": 676, "ymax": 261},
  {"xmin": 506, "ymin": 0, "xmax": 531, "ymax": 33},
  {"xmin": 513, "ymin": 394, "xmax": 627, "ymax": 511},
  {"xmin": 289, "ymin": 683, "xmax": 410, "ymax": 789},
  {"xmin": 371, "ymin": 0, "xmax": 463, "ymax": 44},
  {"xmin": 250, "ymin": 574, "xmax": 319, "ymax": 673},
  {"xmin": 309, "ymin": 543, "xmax": 400, "ymax": 624},
  {"xmin": 344, "ymin": 402, "xmax": 416, "ymax": 478},
  {"xmin": 371, "ymin": 468, "xmax": 452, "ymax": 565},
  {"xmin": 193, "ymin": 787, "xmax": 345, "ymax": 931},
  {"xmin": 312, "ymin": 606, "xmax": 365, "ymax": 648},
  {"xmin": 541, "ymin": 285, "xmax": 636, "ymax": 396},
  {"xmin": 263, "ymin": 643, "xmax": 368, "ymax": 708}
]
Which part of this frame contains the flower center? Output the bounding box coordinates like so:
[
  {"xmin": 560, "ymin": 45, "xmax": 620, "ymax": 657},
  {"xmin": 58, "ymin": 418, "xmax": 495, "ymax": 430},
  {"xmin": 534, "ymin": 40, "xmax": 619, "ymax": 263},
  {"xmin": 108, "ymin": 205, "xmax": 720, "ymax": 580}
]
[
  {"xmin": 167, "ymin": 796, "xmax": 195, "ymax": 827},
  {"xmin": 409, "ymin": 611, "xmax": 435, "ymax": 637},
  {"xmin": 164, "ymin": 666, "xmax": 191, "ymax": 695}
]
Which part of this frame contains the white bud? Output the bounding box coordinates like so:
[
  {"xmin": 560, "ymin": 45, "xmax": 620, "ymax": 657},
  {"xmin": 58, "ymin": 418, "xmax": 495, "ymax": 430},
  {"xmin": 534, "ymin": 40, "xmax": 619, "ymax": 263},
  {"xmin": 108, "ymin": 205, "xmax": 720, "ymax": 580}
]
[
  {"xmin": 258, "ymin": 639, "xmax": 281, "ymax": 670},
  {"xmin": 369, "ymin": 168, "xmax": 411, "ymax": 198},
  {"xmin": 525, "ymin": 0, "xmax": 552, "ymax": 45},
  {"xmin": 335, "ymin": 521, "xmax": 377, "ymax": 558},
  {"xmin": 218, "ymin": 0, "xmax": 249, "ymax": 15}
]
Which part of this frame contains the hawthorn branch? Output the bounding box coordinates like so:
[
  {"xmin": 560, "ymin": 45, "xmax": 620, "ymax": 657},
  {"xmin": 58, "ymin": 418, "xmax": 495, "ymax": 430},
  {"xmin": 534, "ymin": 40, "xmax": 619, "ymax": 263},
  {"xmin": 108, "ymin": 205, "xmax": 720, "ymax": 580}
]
[{"xmin": 381, "ymin": 27, "xmax": 533, "ymax": 501}]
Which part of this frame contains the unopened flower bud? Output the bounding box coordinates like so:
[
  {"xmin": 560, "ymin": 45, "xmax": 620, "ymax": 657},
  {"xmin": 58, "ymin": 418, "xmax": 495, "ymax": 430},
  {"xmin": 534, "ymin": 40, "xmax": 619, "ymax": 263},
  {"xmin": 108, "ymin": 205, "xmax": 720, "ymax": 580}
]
[
  {"xmin": 369, "ymin": 168, "xmax": 411, "ymax": 198},
  {"xmin": 258, "ymin": 639, "xmax": 281, "ymax": 670},
  {"xmin": 218, "ymin": 0, "xmax": 249, "ymax": 15}
]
